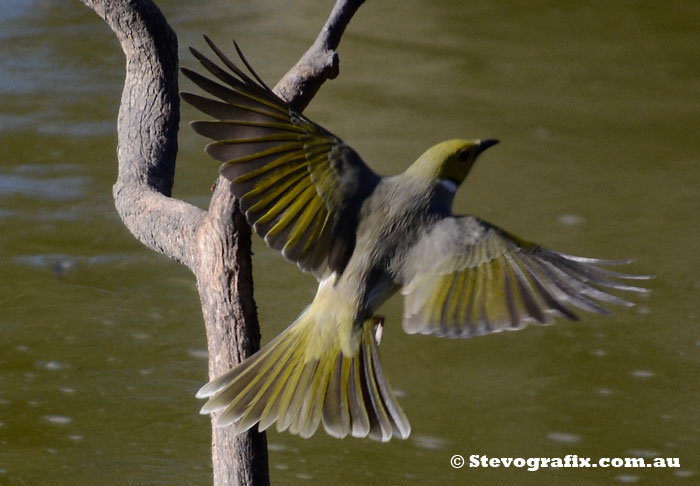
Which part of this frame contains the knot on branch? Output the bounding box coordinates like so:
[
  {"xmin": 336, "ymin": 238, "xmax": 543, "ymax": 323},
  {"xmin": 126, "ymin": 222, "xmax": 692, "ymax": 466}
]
[{"xmin": 319, "ymin": 49, "xmax": 341, "ymax": 79}]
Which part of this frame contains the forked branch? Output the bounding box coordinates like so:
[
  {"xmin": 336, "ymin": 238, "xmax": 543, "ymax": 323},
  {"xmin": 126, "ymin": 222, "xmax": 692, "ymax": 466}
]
[{"xmin": 78, "ymin": 0, "xmax": 365, "ymax": 484}]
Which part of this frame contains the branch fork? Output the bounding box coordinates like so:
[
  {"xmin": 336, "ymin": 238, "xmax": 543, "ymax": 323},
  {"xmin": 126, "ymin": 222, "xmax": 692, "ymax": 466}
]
[{"xmin": 78, "ymin": 0, "xmax": 366, "ymax": 484}]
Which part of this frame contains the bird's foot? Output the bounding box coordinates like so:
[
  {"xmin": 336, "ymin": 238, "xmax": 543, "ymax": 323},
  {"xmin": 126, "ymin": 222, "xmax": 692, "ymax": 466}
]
[{"xmin": 372, "ymin": 315, "xmax": 384, "ymax": 345}]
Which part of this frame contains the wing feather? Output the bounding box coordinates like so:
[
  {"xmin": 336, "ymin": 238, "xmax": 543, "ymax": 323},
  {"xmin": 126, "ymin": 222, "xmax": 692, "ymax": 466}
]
[
  {"xmin": 401, "ymin": 216, "xmax": 650, "ymax": 337},
  {"xmin": 182, "ymin": 39, "xmax": 379, "ymax": 278}
]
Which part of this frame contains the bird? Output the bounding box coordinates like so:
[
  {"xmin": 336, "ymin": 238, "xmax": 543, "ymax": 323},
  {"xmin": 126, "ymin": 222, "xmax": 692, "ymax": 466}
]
[{"xmin": 181, "ymin": 37, "xmax": 650, "ymax": 442}]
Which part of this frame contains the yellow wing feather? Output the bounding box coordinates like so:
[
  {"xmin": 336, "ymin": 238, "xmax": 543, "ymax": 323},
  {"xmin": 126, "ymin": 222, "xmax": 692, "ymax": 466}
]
[
  {"xmin": 181, "ymin": 38, "xmax": 379, "ymax": 278},
  {"xmin": 401, "ymin": 216, "xmax": 651, "ymax": 337}
]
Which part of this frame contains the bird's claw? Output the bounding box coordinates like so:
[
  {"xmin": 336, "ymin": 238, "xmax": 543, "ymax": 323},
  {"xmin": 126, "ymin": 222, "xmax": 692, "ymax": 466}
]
[{"xmin": 372, "ymin": 315, "xmax": 384, "ymax": 345}]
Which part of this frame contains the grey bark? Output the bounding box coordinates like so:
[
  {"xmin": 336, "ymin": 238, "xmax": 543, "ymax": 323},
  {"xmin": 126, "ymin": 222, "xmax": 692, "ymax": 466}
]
[{"xmin": 78, "ymin": 0, "xmax": 365, "ymax": 484}]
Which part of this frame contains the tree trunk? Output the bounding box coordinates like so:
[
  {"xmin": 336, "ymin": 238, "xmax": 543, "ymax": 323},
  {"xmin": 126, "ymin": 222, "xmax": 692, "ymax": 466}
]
[{"xmin": 77, "ymin": 0, "xmax": 365, "ymax": 484}]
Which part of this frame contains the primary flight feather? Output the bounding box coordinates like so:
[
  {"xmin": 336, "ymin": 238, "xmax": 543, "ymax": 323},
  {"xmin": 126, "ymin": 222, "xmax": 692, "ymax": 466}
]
[{"xmin": 182, "ymin": 37, "xmax": 649, "ymax": 441}]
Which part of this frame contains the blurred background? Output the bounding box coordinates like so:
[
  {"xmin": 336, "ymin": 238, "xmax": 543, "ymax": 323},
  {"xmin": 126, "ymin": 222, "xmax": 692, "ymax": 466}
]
[{"xmin": 1, "ymin": 0, "xmax": 698, "ymax": 484}]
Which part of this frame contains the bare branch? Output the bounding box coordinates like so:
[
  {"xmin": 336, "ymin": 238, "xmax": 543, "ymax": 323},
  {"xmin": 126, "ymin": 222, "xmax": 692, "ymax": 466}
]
[
  {"xmin": 196, "ymin": 185, "xmax": 268, "ymax": 486},
  {"xmin": 82, "ymin": 0, "xmax": 205, "ymax": 269},
  {"xmin": 78, "ymin": 0, "xmax": 366, "ymax": 484},
  {"xmin": 274, "ymin": 0, "xmax": 366, "ymax": 110}
]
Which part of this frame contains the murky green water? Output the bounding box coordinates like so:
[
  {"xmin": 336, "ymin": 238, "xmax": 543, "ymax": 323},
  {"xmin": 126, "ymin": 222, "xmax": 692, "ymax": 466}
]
[{"xmin": 1, "ymin": 0, "xmax": 698, "ymax": 484}]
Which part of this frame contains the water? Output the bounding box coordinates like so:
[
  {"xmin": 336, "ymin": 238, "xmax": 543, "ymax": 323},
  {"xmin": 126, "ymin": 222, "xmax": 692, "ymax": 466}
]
[{"xmin": 1, "ymin": 0, "xmax": 698, "ymax": 484}]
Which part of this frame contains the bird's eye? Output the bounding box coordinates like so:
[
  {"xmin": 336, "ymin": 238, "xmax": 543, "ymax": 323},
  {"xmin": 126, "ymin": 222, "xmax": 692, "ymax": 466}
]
[{"xmin": 458, "ymin": 150, "xmax": 470, "ymax": 162}]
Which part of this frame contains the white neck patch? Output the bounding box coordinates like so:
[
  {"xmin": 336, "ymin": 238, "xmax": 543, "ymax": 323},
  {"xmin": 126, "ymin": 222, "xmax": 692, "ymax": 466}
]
[{"xmin": 436, "ymin": 178, "xmax": 458, "ymax": 195}]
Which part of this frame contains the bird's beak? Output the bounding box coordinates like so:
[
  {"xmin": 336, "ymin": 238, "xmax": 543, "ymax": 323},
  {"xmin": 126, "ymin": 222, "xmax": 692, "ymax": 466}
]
[{"xmin": 476, "ymin": 138, "xmax": 499, "ymax": 155}]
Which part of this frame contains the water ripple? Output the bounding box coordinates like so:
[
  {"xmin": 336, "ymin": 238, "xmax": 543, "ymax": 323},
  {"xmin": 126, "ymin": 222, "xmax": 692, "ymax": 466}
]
[{"xmin": 0, "ymin": 173, "xmax": 85, "ymax": 201}]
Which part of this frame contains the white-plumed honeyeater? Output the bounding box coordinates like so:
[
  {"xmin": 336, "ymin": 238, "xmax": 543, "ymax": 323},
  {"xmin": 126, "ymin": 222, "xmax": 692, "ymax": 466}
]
[{"xmin": 181, "ymin": 38, "xmax": 650, "ymax": 441}]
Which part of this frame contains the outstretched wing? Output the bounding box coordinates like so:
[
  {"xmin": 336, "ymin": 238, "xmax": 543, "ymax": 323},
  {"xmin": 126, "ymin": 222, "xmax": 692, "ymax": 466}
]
[
  {"xmin": 400, "ymin": 216, "xmax": 650, "ymax": 337},
  {"xmin": 181, "ymin": 37, "xmax": 379, "ymax": 279}
]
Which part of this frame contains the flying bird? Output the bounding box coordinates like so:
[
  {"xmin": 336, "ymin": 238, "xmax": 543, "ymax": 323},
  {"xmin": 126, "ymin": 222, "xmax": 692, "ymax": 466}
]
[{"xmin": 181, "ymin": 37, "xmax": 649, "ymax": 441}]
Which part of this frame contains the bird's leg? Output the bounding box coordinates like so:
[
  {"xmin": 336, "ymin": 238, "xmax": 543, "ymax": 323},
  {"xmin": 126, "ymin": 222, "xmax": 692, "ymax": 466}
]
[{"xmin": 372, "ymin": 315, "xmax": 384, "ymax": 345}]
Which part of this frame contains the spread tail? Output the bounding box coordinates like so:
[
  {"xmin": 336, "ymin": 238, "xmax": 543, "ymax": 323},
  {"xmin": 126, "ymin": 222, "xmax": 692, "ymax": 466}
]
[{"xmin": 196, "ymin": 310, "xmax": 410, "ymax": 441}]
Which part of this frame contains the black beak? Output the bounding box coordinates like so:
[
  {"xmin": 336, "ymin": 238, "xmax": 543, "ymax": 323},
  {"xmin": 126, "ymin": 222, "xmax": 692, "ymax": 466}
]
[{"xmin": 477, "ymin": 138, "xmax": 499, "ymax": 155}]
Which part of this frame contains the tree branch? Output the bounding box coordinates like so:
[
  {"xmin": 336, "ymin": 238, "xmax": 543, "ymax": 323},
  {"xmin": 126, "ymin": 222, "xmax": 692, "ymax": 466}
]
[
  {"xmin": 275, "ymin": 0, "xmax": 366, "ymax": 111},
  {"xmin": 83, "ymin": 0, "xmax": 205, "ymax": 269},
  {"xmin": 196, "ymin": 185, "xmax": 268, "ymax": 486},
  {"xmin": 78, "ymin": 0, "xmax": 365, "ymax": 484}
]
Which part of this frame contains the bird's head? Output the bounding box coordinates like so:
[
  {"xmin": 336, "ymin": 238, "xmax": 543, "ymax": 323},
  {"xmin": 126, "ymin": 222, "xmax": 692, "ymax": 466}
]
[{"xmin": 406, "ymin": 138, "xmax": 499, "ymax": 186}]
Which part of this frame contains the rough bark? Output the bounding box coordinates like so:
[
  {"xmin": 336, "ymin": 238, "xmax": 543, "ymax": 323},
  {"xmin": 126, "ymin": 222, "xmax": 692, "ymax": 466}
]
[{"xmin": 78, "ymin": 0, "xmax": 365, "ymax": 484}]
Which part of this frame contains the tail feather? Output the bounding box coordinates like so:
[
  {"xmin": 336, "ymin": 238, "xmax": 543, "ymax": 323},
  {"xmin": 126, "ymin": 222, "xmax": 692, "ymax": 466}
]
[
  {"xmin": 362, "ymin": 332, "xmax": 398, "ymax": 441},
  {"xmin": 280, "ymin": 360, "xmax": 316, "ymax": 432},
  {"xmin": 347, "ymin": 355, "xmax": 371, "ymax": 437},
  {"xmin": 197, "ymin": 311, "xmax": 411, "ymax": 441},
  {"xmin": 322, "ymin": 353, "xmax": 351, "ymax": 437},
  {"xmin": 198, "ymin": 329, "xmax": 297, "ymax": 418},
  {"xmin": 363, "ymin": 329, "xmax": 411, "ymax": 440},
  {"xmin": 228, "ymin": 336, "xmax": 300, "ymax": 430}
]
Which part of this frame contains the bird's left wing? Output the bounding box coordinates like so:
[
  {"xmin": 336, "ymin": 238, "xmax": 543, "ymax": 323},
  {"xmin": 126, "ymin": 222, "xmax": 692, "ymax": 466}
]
[
  {"xmin": 181, "ymin": 37, "xmax": 379, "ymax": 279},
  {"xmin": 399, "ymin": 216, "xmax": 650, "ymax": 337}
]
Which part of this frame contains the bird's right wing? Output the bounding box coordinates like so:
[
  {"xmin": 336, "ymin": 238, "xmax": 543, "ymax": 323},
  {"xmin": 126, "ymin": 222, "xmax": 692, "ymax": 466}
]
[
  {"xmin": 399, "ymin": 216, "xmax": 650, "ymax": 338},
  {"xmin": 181, "ymin": 37, "xmax": 379, "ymax": 279}
]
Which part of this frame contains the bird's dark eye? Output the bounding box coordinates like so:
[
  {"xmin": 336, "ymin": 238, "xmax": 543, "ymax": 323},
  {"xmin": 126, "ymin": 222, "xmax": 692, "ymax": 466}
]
[{"xmin": 458, "ymin": 150, "xmax": 470, "ymax": 162}]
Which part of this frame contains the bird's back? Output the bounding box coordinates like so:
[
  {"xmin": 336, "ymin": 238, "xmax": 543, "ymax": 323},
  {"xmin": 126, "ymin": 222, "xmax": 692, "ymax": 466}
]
[{"xmin": 338, "ymin": 174, "xmax": 450, "ymax": 317}]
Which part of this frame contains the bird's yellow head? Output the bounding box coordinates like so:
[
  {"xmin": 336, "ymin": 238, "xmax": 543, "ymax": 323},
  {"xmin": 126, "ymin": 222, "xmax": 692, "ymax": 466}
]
[{"xmin": 406, "ymin": 138, "xmax": 499, "ymax": 185}]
